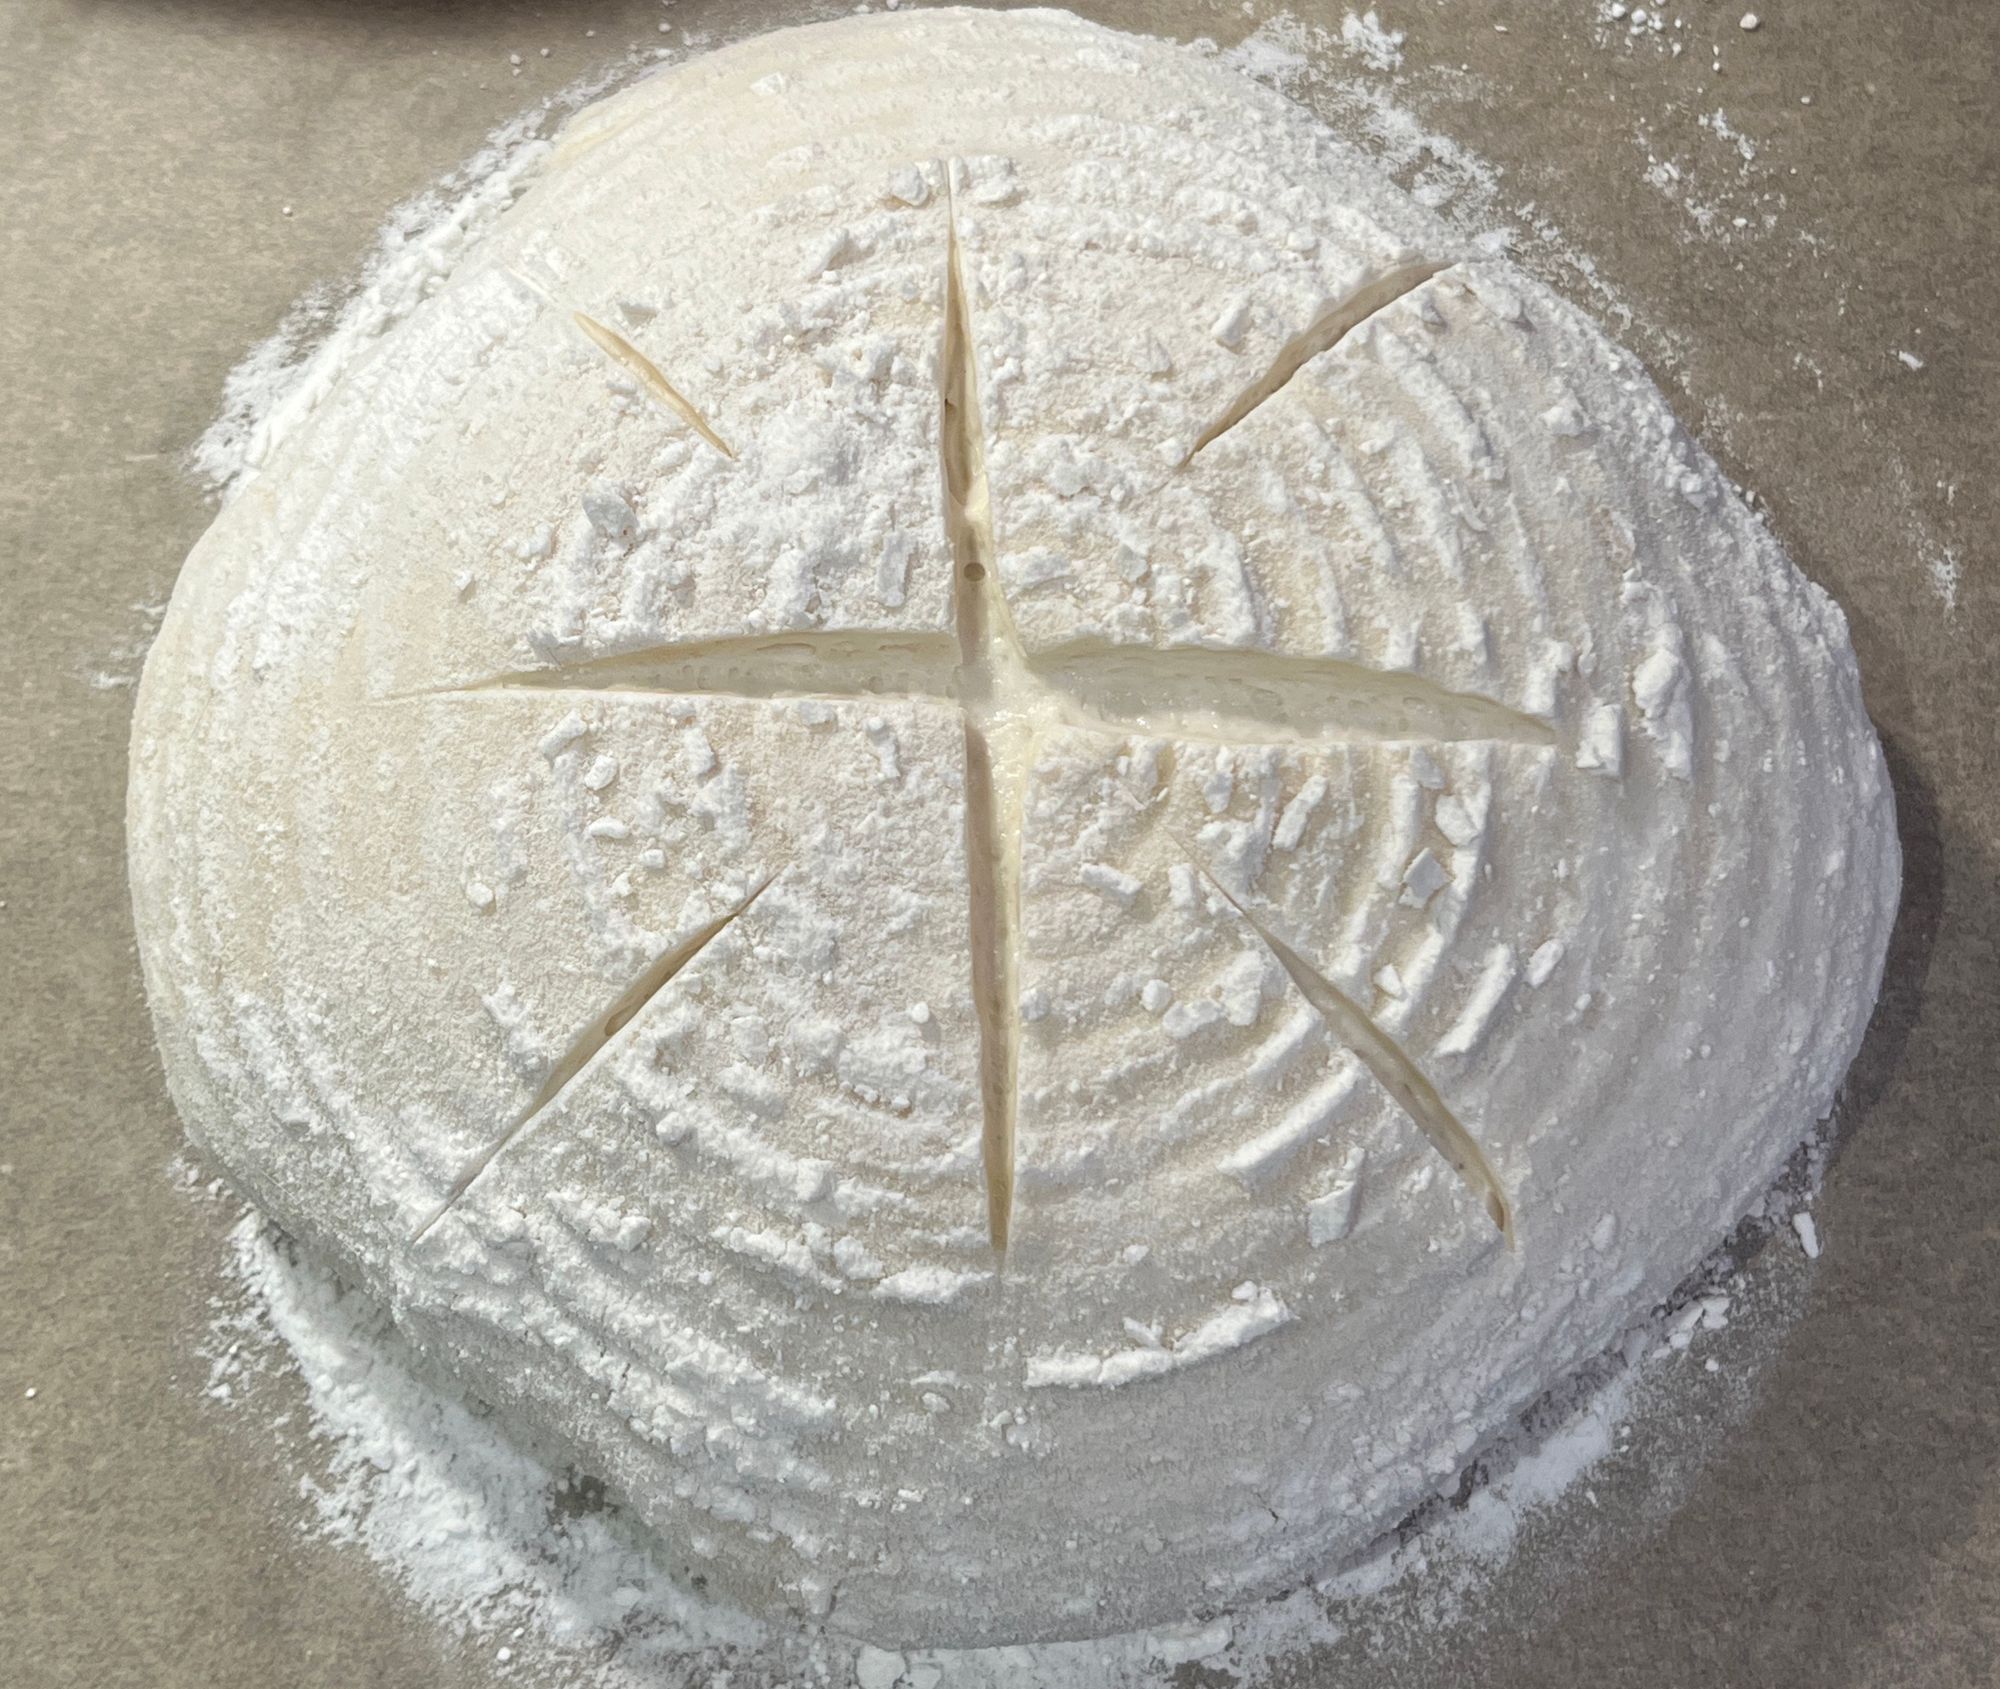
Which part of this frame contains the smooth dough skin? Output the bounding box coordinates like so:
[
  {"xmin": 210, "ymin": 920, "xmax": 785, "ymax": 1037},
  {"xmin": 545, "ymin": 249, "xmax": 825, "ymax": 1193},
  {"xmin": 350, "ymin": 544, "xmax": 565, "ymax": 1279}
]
[{"xmin": 129, "ymin": 8, "xmax": 1898, "ymax": 1649}]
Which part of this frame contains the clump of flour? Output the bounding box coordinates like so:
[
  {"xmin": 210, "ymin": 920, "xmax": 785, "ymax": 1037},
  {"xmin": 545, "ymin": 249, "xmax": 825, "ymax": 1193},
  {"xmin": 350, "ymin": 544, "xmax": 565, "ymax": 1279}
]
[
  {"xmin": 203, "ymin": 1163, "xmax": 1825, "ymax": 1689},
  {"xmin": 209, "ymin": 1212, "xmax": 785, "ymax": 1684}
]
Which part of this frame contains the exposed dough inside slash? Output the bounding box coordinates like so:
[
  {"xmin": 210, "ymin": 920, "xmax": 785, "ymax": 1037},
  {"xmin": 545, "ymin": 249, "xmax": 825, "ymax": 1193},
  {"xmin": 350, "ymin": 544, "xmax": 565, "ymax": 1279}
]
[{"xmin": 128, "ymin": 7, "xmax": 1898, "ymax": 1651}]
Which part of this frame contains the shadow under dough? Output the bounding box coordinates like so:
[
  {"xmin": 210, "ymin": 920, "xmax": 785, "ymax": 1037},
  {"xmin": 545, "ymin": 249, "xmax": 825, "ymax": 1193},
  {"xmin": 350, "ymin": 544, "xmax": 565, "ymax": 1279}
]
[{"xmin": 1459, "ymin": 731, "xmax": 1994, "ymax": 1689}]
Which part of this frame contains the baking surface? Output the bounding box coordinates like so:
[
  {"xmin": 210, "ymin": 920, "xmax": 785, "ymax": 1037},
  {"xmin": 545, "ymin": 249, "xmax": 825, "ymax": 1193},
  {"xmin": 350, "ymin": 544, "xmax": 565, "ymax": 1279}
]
[{"xmin": 1, "ymin": 1, "xmax": 1993, "ymax": 1685}]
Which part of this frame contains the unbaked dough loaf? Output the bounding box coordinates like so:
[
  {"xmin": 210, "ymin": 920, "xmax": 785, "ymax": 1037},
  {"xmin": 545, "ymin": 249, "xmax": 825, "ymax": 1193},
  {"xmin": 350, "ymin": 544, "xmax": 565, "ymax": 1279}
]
[{"xmin": 129, "ymin": 8, "xmax": 1898, "ymax": 1649}]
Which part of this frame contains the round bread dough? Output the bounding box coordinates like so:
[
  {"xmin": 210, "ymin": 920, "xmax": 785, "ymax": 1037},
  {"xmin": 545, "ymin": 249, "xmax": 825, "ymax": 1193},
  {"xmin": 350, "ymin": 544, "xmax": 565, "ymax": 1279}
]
[{"xmin": 129, "ymin": 7, "xmax": 1898, "ymax": 1649}]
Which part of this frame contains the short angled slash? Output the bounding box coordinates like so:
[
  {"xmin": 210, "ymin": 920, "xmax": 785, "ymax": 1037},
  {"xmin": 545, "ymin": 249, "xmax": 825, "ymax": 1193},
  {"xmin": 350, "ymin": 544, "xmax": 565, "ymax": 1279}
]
[
  {"xmin": 1192, "ymin": 862, "xmax": 1514, "ymax": 1244},
  {"xmin": 1183, "ymin": 259, "xmax": 1450, "ymax": 463},
  {"xmin": 573, "ymin": 310, "xmax": 737, "ymax": 460},
  {"xmin": 411, "ymin": 873, "xmax": 776, "ymax": 1242}
]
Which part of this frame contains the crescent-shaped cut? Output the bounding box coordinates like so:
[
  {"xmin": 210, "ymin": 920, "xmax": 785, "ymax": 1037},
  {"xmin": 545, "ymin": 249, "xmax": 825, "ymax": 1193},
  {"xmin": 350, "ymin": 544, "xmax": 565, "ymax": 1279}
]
[{"xmin": 128, "ymin": 7, "xmax": 1898, "ymax": 1649}]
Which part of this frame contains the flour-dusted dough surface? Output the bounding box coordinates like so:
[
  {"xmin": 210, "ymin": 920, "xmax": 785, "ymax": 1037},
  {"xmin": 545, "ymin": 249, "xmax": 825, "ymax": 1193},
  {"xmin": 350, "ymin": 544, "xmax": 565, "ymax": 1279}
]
[{"xmin": 129, "ymin": 7, "xmax": 1897, "ymax": 1648}]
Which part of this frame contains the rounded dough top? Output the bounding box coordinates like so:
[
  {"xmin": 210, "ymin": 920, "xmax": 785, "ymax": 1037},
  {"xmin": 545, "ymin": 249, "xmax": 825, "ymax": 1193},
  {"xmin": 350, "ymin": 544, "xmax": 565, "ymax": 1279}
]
[{"xmin": 130, "ymin": 6, "xmax": 1898, "ymax": 1649}]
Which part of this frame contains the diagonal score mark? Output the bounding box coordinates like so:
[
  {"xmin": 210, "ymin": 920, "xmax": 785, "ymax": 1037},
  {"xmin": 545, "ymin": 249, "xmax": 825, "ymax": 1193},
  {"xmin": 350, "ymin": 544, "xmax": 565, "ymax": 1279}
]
[
  {"xmin": 1183, "ymin": 853, "xmax": 1514, "ymax": 1245},
  {"xmin": 944, "ymin": 163, "xmax": 1026, "ymax": 1259},
  {"xmin": 411, "ymin": 872, "xmax": 777, "ymax": 1243},
  {"xmin": 572, "ymin": 310, "xmax": 738, "ymax": 461},
  {"xmin": 1032, "ymin": 639, "xmax": 1554, "ymax": 748},
  {"xmin": 1181, "ymin": 259, "xmax": 1452, "ymax": 464}
]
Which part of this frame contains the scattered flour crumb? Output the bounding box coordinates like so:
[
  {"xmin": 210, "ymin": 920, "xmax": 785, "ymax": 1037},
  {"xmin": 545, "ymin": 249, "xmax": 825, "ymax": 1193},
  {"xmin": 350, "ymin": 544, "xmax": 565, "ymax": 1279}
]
[
  {"xmin": 1337, "ymin": 10, "xmax": 1405, "ymax": 71},
  {"xmin": 1079, "ymin": 862, "xmax": 1144, "ymax": 906},
  {"xmin": 1925, "ymin": 546, "xmax": 1960, "ymax": 614}
]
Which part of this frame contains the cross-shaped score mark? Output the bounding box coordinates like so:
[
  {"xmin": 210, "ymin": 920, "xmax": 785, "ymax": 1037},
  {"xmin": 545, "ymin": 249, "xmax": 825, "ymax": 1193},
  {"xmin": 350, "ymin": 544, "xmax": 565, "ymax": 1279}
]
[{"xmin": 411, "ymin": 174, "xmax": 1547, "ymax": 1251}]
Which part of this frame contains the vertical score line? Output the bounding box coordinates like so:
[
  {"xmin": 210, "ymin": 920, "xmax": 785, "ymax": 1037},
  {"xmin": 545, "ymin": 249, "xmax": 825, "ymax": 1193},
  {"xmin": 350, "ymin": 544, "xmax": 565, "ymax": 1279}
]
[{"xmin": 943, "ymin": 166, "xmax": 1023, "ymax": 1259}]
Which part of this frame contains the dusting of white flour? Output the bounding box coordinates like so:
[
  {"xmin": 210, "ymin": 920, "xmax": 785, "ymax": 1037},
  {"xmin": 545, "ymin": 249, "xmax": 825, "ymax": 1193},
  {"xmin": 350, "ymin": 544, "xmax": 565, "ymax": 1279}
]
[
  {"xmin": 171, "ymin": 9, "xmax": 1865, "ymax": 1684},
  {"xmin": 201, "ymin": 1184, "xmax": 1825, "ymax": 1689}
]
